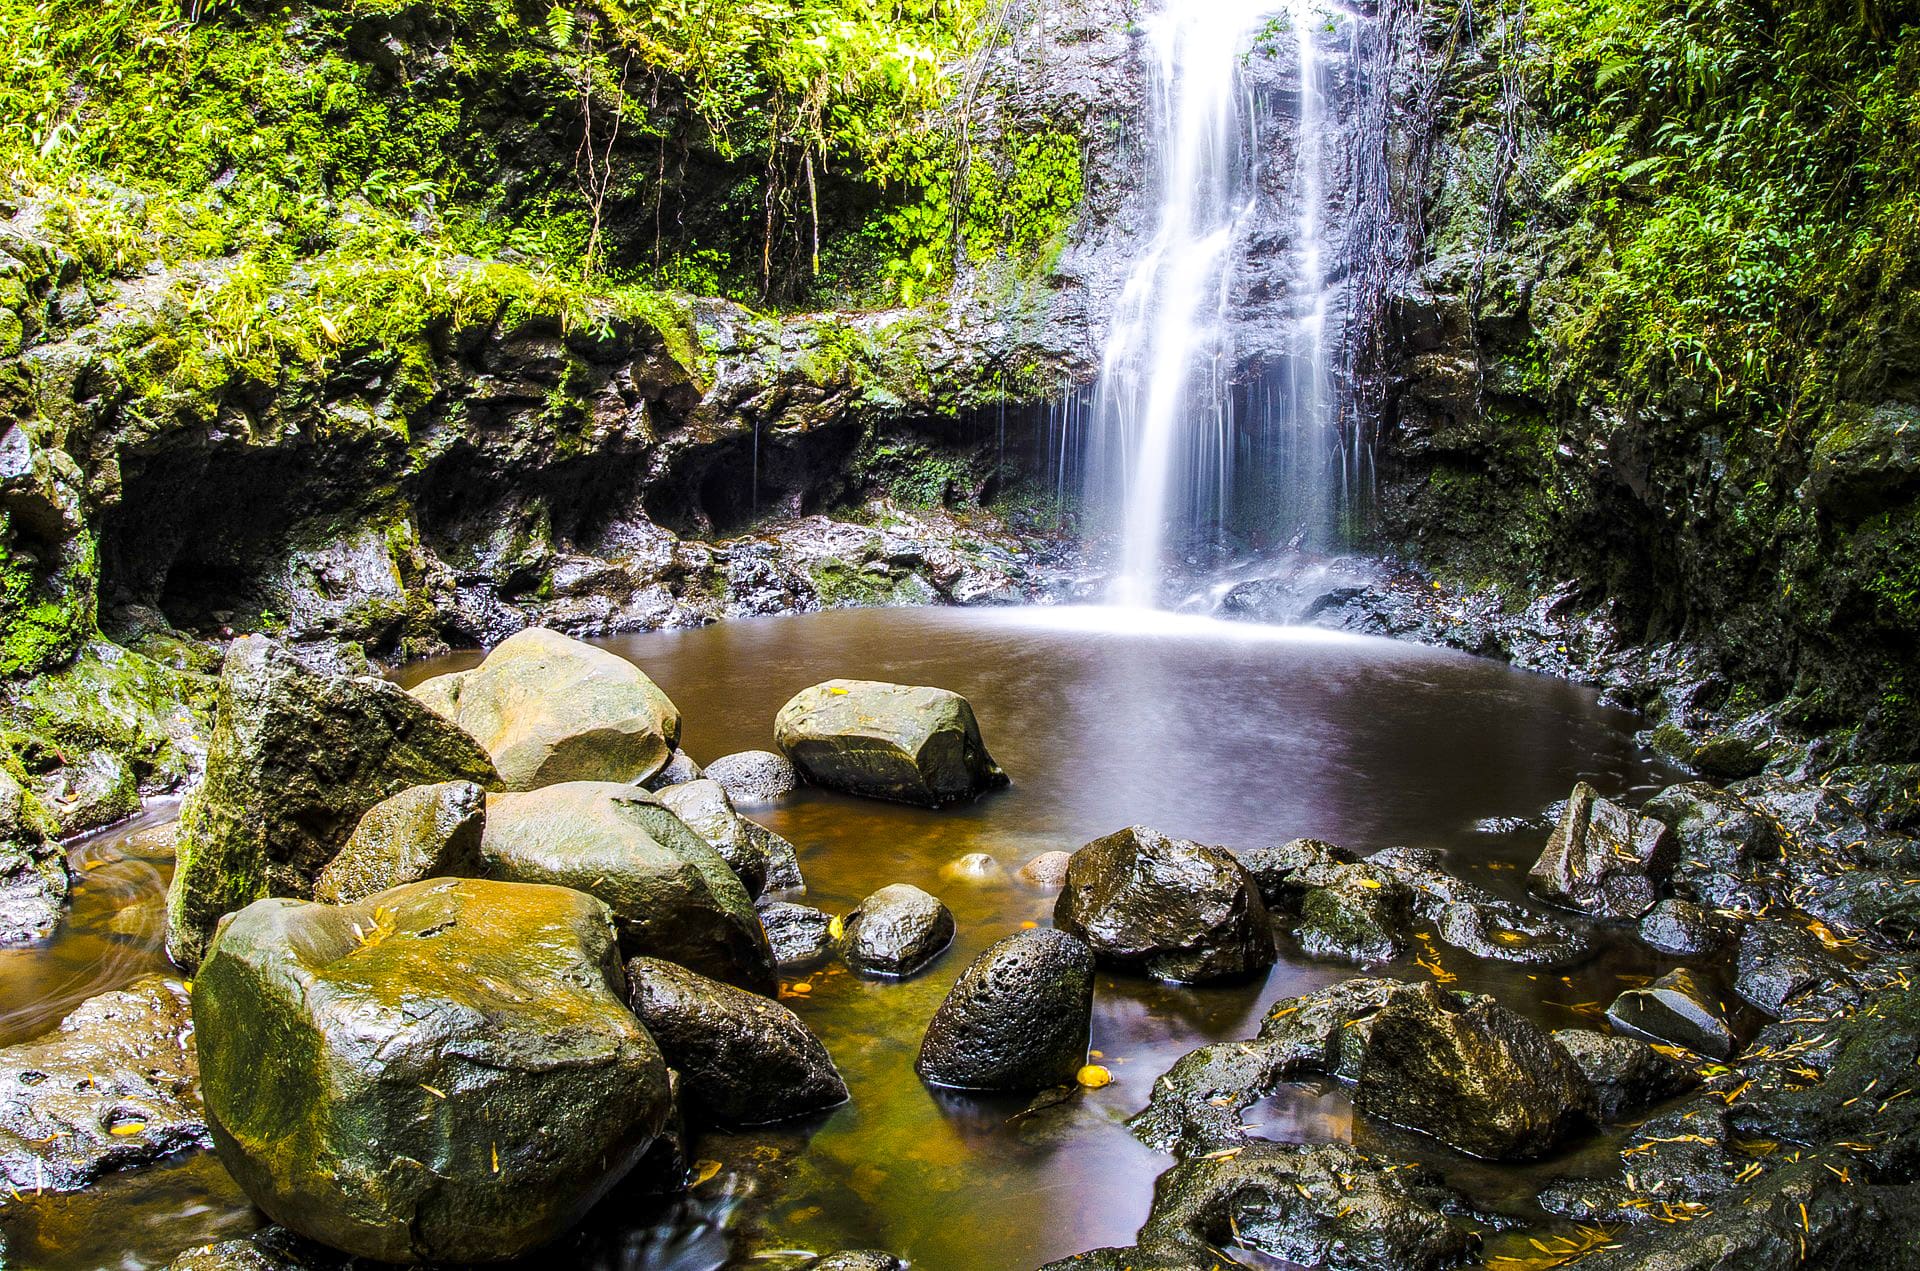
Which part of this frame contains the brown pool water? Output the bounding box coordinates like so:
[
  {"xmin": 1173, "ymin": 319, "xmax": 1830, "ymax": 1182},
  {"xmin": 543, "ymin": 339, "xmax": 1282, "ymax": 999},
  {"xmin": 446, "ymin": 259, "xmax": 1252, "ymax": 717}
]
[{"xmin": 3, "ymin": 607, "xmax": 1685, "ymax": 1270}]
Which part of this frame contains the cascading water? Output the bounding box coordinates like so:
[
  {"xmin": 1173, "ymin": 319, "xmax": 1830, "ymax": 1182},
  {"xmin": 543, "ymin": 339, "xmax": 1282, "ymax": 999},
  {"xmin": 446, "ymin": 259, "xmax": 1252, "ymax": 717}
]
[{"xmin": 1087, "ymin": 0, "xmax": 1345, "ymax": 607}]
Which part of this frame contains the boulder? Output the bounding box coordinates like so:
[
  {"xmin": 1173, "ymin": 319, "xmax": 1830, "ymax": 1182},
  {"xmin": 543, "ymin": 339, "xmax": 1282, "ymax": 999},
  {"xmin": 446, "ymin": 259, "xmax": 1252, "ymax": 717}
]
[
  {"xmin": 1354, "ymin": 981, "xmax": 1595, "ymax": 1159},
  {"xmin": 1552, "ymin": 1028, "xmax": 1700, "ymax": 1121},
  {"xmin": 626, "ymin": 956, "xmax": 847, "ymax": 1125},
  {"xmin": 940, "ymin": 851, "xmax": 1004, "ymax": 883},
  {"xmin": 655, "ymin": 778, "xmax": 770, "ymax": 897},
  {"xmin": 758, "ymin": 899, "xmax": 835, "ymax": 968},
  {"xmin": 194, "ymin": 878, "xmax": 674, "ymax": 1264},
  {"xmin": 0, "ymin": 975, "xmax": 203, "ymax": 1191},
  {"xmin": 409, "ymin": 627, "xmax": 680, "ymax": 790},
  {"xmin": 1293, "ymin": 862, "xmax": 1413, "ymax": 963},
  {"xmin": 1239, "ymin": 838, "xmax": 1357, "ymax": 911},
  {"xmin": 0, "ymin": 765, "xmax": 65, "ymax": 944},
  {"xmin": 841, "ymin": 883, "xmax": 954, "ymax": 976},
  {"xmin": 806, "ymin": 1255, "xmax": 906, "ymax": 1271},
  {"xmin": 1639, "ymin": 898, "xmax": 1732, "ymax": 956},
  {"xmin": 916, "ymin": 929, "xmax": 1095, "ymax": 1091},
  {"xmin": 1367, "ymin": 846, "xmax": 1591, "ymax": 965},
  {"xmin": 1529, "ymin": 782, "xmax": 1675, "ymax": 919},
  {"xmin": 640, "ymin": 749, "xmax": 704, "ymax": 791},
  {"xmin": 774, "ymin": 679, "xmax": 1006, "ymax": 807},
  {"xmin": 1644, "ymin": 782, "xmax": 1780, "ymax": 912},
  {"xmin": 312, "ymin": 781, "xmax": 486, "ymax": 905},
  {"xmin": 1605, "ymin": 968, "xmax": 1739, "ymax": 1059},
  {"xmin": 1018, "ymin": 850, "xmax": 1074, "ymax": 888},
  {"xmin": 702, "ymin": 750, "xmax": 798, "ymax": 805},
  {"xmin": 482, "ymin": 782, "xmax": 775, "ymax": 993},
  {"xmin": 165, "ymin": 636, "xmax": 499, "ymax": 967},
  {"xmin": 1734, "ymin": 919, "xmax": 1857, "ymax": 1016},
  {"xmin": 1054, "ymin": 826, "xmax": 1275, "ymax": 983}
]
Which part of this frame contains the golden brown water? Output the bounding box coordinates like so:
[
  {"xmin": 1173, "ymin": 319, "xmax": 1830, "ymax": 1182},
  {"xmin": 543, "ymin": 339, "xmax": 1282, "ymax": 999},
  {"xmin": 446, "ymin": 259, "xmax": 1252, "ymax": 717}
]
[{"xmin": 1, "ymin": 607, "xmax": 1682, "ymax": 1270}]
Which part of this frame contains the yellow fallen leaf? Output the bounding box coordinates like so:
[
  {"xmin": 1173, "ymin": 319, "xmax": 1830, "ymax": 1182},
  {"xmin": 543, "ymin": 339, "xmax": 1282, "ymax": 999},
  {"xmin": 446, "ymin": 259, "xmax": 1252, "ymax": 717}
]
[
  {"xmin": 109, "ymin": 1122, "xmax": 147, "ymax": 1136},
  {"xmin": 827, "ymin": 914, "xmax": 845, "ymax": 941},
  {"xmin": 1076, "ymin": 1064, "xmax": 1112, "ymax": 1089},
  {"xmin": 689, "ymin": 1159, "xmax": 723, "ymax": 1187}
]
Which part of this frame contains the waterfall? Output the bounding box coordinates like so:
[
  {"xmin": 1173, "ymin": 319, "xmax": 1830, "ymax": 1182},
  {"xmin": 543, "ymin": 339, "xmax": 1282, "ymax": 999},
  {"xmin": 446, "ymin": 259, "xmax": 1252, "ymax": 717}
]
[{"xmin": 1086, "ymin": 0, "xmax": 1344, "ymax": 608}]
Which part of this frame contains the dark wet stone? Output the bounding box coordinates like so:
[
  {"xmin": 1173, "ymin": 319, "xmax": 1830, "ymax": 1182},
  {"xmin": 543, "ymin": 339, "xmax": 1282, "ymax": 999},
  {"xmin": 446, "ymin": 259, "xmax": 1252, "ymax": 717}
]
[
  {"xmin": 195, "ymin": 878, "xmax": 673, "ymax": 1264},
  {"xmin": 165, "ymin": 1228, "xmax": 344, "ymax": 1271},
  {"xmin": 639, "ymin": 749, "xmax": 704, "ymax": 791},
  {"xmin": 655, "ymin": 777, "xmax": 770, "ymax": 898},
  {"xmin": 1734, "ymin": 919, "xmax": 1857, "ymax": 1016},
  {"xmin": 1239, "ymin": 837, "xmax": 1357, "ymax": 911},
  {"xmin": 806, "ymin": 1254, "xmax": 906, "ymax": 1271},
  {"xmin": 1355, "ymin": 981, "xmax": 1596, "ymax": 1160},
  {"xmin": 1606, "ymin": 968, "xmax": 1739, "ymax": 1059},
  {"xmin": 917, "ymin": 929, "xmax": 1095, "ymax": 1091},
  {"xmin": 1530, "ymin": 782, "xmax": 1675, "ymax": 919},
  {"xmin": 1294, "ymin": 862, "xmax": 1413, "ymax": 963},
  {"xmin": 410, "ymin": 626, "xmax": 681, "ymax": 791},
  {"xmin": 1639, "ymin": 898, "xmax": 1732, "ymax": 956},
  {"xmin": 1535, "ymin": 1178, "xmax": 1656, "ymax": 1226},
  {"xmin": 743, "ymin": 817, "xmax": 805, "ymax": 892},
  {"xmin": 759, "ymin": 899, "xmax": 835, "ymax": 968},
  {"xmin": 1054, "ymin": 825, "xmax": 1275, "ymax": 984},
  {"xmin": 1552, "ymin": 1028, "xmax": 1700, "ymax": 1121},
  {"xmin": 312, "ymin": 780, "xmax": 486, "ymax": 905},
  {"xmin": 0, "ymin": 766, "xmax": 64, "ymax": 944},
  {"xmin": 1645, "ymin": 782, "xmax": 1781, "ymax": 913},
  {"xmin": 703, "ymin": 750, "xmax": 799, "ymax": 805},
  {"xmin": 1018, "ymin": 850, "xmax": 1074, "ymax": 887},
  {"xmin": 165, "ymin": 635, "xmax": 500, "ymax": 967},
  {"xmin": 1797, "ymin": 869, "xmax": 1920, "ymax": 946},
  {"xmin": 482, "ymin": 781, "xmax": 776, "ymax": 993},
  {"xmin": 0, "ymin": 975, "xmax": 203, "ymax": 1191},
  {"xmin": 626, "ymin": 956, "xmax": 847, "ymax": 1126},
  {"xmin": 774, "ymin": 679, "xmax": 1007, "ymax": 807},
  {"xmin": 1366, "ymin": 846, "xmax": 1592, "ymax": 965},
  {"xmin": 842, "ymin": 883, "xmax": 954, "ymax": 976}
]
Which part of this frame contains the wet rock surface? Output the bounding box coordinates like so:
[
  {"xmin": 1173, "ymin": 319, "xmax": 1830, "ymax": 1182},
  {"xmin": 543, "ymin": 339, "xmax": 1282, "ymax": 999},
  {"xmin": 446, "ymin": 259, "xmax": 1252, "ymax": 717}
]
[
  {"xmin": 1530, "ymin": 781, "xmax": 1675, "ymax": 919},
  {"xmin": 916, "ymin": 928, "xmax": 1095, "ymax": 1091},
  {"xmin": 0, "ymin": 765, "xmax": 65, "ymax": 943},
  {"xmin": 626, "ymin": 955, "xmax": 847, "ymax": 1126},
  {"xmin": 1735, "ymin": 918, "xmax": 1858, "ymax": 1016},
  {"xmin": 702, "ymin": 749, "xmax": 798, "ymax": 805},
  {"xmin": 655, "ymin": 777, "xmax": 773, "ymax": 897},
  {"xmin": 1606, "ymin": 967, "xmax": 1740, "ymax": 1059},
  {"xmin": 409, "ymin": 626, "xmax": 681, "ymax": 790},
  {"xmin": 775, "ymin": 679, "xmax": 1007, "ymax": 807},
  {"xmin": 841, "ymin": 882, "xmax": 954, "ymax": 977},
  {"xmin": 1639, "ymin": 898, "xmax": 1732, "ymax": 955},
  {"xmin": 0, "ymin": 975, "xmax": 202, "ymax": 1191},
  {"xmin": 1054, "ymin": 825, "xmax": 1276, "ymax": 984},
  {"xmin": 1552, "ymin": 1028, "xmax": 1701, "ymax": 1121},
  {"xmin": 758, "ymin": 899, "xmax": 835, "ymax": 968},
  {"xmin": 194, "ymin": 878, "xmax": 674, "ymax": 1264},
  {"xmin": 311, "ymin": 779, "xmax": 486, "ymax": 905},
  {"xmin": 164, "ymin": 635, "xmax": 499, "ymax": 966},
  {"xmin": 481, "ymin": 781, "xmax": 775, "ymax": 993},
  {"xmin": 1292, "ymin": 861, "xmax": 1413, "ymax": 964}
]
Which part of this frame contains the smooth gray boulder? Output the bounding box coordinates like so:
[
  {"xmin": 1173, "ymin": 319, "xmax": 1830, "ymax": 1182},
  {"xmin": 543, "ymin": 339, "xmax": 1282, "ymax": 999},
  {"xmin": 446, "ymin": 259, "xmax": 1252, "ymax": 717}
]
[
  {"xmin": 165, "ymin": 636, "xmax": 500, "ymax": 967},
  {"xmin": 410, "ymin": 627, "xmax": 681, "ymax": 790},
  {"xmin": 1054, "ymin": 826, "xmax": 1275, "ymax": 983},
  {"xmin": 194, "ymin": 878, "xmax": 674, "ymax": 1264},
  {"xmin": 312, "ymin": 780, "xmax": 486, "ymax": 905},
  {"xmin": 640, "ymin": 749, "xmax": 704, "ymax": 791},
  {"xmin": 626, "ymin": 956, "xmax": 847, "ymax": 1125},
  {"xmin": 775, "ymin": 679, "xmax": 1006, "ymax": 807},
  {"xmin": 482, "ymin": 781, "xmax": 776, "ymax": 993},
  {"xmin": 702, "ymin": 750, "xmax": 798, "ymax": 805},
  {"xmin": 1530, "ymin": 782, "xmax": 1675, "ymax": 919},
  {"xmin": 917, "ymin": 929, "xmax": 1095, "ymax": 1090},
  {"xmin": 1606, "ymin": 968, "xmax": 1739, "ymax": 1059},
  {"xmin": 654, "ymin": 777, "xmax": 805, "ymax": 895},
  {"xmin": 842, "ymin": 883, "xmax": 954, "ymax": 976}
]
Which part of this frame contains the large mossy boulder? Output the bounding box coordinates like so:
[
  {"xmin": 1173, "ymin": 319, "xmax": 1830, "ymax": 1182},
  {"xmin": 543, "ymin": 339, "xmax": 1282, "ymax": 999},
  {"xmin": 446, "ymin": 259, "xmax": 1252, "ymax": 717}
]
[
  {"xmin": 625, "ymin": 956, "xmax": 847, "ymax": 1125},
  {"xmin": 410, "ymin": 627, "xmax": 681, "ymax": 790},
  {"xmin": 312, "ymin": 780, "xmax": 487, "ymax": 905},
  {"xmin": 165, "ymin": 636, "xmax": 500, "ymax": 967},
  {"xmin": 917, "ymin": 928, "xmax": 1095, "ymax": 1091},
  {"xmin": 193, "ymin": 878, "xmax": 674, "ymax": 1264},
  {"xmin": 1054, "ymin": 825, "xmax": 1276, "ymax": 983},
  {"xmin": 1530, "ymin": 782, "xmax": 1675, "ymax": 919},
  {"xmin": 774, "ymin": 679, "xmax": 1006, "ymax": 807},
  {"xmin": 0, "ymin": 764, "xmax": 65, "ymax": 944},
  {"xmin": 481, "ymin": 781, "xmax": 776, "ymax": 993}
]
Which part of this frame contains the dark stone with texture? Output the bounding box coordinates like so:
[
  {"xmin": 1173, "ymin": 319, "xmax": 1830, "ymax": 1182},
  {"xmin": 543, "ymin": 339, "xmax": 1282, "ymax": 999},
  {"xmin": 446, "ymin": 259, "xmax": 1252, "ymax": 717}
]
[
  {"xmin": 807, "ymin": 1252, "xmax": 907, "ymax": 1270},
  {"xmin": 626, "ymin": 956, "xmax": 847, "ymax": 1125},
  {"xmin": 1294, "ymin": 862, "xmax": 1413, "ymax": 963},
  {"xmin": 1552, "ymin": 1028, "xmax": 1700, "ymax": 1121},
  {"xmin": 1606, "ymin": 968, "xmax": 1739, "ymax": 1059},
  {"xmin": 166, "ymin": 636, "xmax": 500, "ymax": 967},
  {"xmin": 1367, "ymin": 846, "xmax": 1592, "ymax": 965},
  {"xmin": 1639, "ymin": 898, "xmax": 1731, "ymax": 956},
  {"xmin": 312, "ymin": 780, "xmax": 486, "ymax": 904},
  {"xmin": 775, "ymin": 679, "xmax": 1007, "ymax": 807},
  {"xmin": 1054, "ymin": 825, "xmax": 1275, "ymax": 984},
  {"xmin": 1645, "ymin": 783, "xmax": 1781, "ymax": 913},
  {"xmin": 703, "ymin": 750, "xmax": 799, "ymax": 805},
  {"xmin": 1239, "ymin": 837, "xmax": 1357, "ymax": 910},
  {"xmin": 1355, "ymin": 981, "xmax": 1596, "ymax": 1160},
  {"xmin": 1530, "ymin": 782, "xmax": 1675, "ymax": 919},
  {"xmin": 1734, "ymin": 919, "xmax": 1856, "ymax": 1016},
  {"xmin": 194, "ymin": 878, "xmax": 674, "ymax": 1264},
  {"xmin": 655, "ymin": 778, "xmax": 770, "ymax": 897},
  {"xmin": 842, "ymin": 883, "xmax": 954, "ymax": 976},
  {"xmin": 759, "ymin": 899, "xmax": 835, "ymax": 968},
  {"xmin": 916, "ymin": 929, "xmax": 1094, "ymax": 1090},
  {"xmin": 482, "ymin": 781, "xmax": 776, "ymax": 993},
  {"xmin": 640, "ymin": 749, "xmax": 704, "ymax": 791},
  {"xmin": 0, "ymin": 975, "xmax": 203, "ymax": 1191}
]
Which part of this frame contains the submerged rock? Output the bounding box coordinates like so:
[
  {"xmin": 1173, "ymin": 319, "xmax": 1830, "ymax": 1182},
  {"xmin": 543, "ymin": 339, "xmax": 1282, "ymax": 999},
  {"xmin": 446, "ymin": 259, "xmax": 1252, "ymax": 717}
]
[
  {"xmin": 410, "ymin": 626, "xmax": 681, "ymax": 790},
  {"xmin": 1605, "ymin": 968, "xmax": 1738, "ymax": 1059},
  {"xmin": 1552, "ymin": 1028, "xmax": 1700, "ymax": 1121},
  {"xmin": 626, "ymin": 956, "xmax": 847, "ymax": 1125},
  {"xmin": 1054, "ymin": 825, "xmax": 1275, "ymax": 983},
  {"xmin": 1529, "ymin": 782, "xmax": 1675, "ymax": 919},
  {"xmin": 940, "ymin": 851, "xmax": 1004, "ymax": 883},
  {"xmin": 917, "ymin": 929, "xmax": 1095, "ymax": 1091},
  {"xmin": 702, "ymin": 749, "xmax": 798, "ymax": 805},
  {"xmin": 759, "ymin": 899, "xmax": 836, "ymax": 968},
  {"xmin": 841, "ymin": 882, "xmax": 954, "ymax": 976},
  {"xmin": 194, "ymin": 878, "xmax": 674, "ymax": 1264},
  {"xmin": 774, "ymin": 679, "xmax": 1007, "ymax": 807},
  {"xmin": 311, "ymin": 780, "xmax": 486, "ymax": 905},
  {"xmin": 0, "ymin": 975, "xmax": 203, "ymax": 1191},
  {"xmin": 1367, "ymin": 846, "xmax": 1592, "ymax": 966},
  {"xmin": 0, "ymin": 766, "xmax": 65, "ymax": 944},
  {"xmin": 1018, "ymin": 850, "xmax": 1074, "ymax": 888},
  {"xmin": 1355, "ymin": 981, "xmax": 1595, "ymax": 1160},
  {"xmin": 165, "ymin": 636, "xmax": 499, "ymax": 967},
  {"xmin": 482, "ymin": 781, "xmax": 775, "ymax": 993}
]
